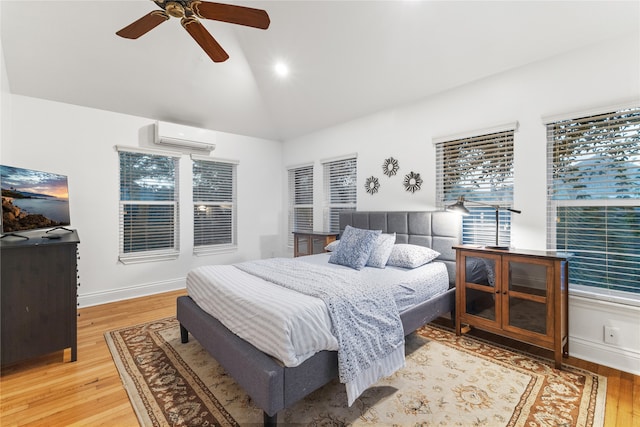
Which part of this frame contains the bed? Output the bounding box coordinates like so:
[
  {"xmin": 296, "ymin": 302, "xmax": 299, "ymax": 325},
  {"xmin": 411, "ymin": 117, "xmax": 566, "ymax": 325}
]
[{"xmin": 177, "ymin": 210, "xmax": 461, "ymax": 426}]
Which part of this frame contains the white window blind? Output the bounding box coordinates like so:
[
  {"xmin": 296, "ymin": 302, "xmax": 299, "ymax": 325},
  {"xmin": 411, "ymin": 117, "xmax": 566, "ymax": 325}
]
[
  {"xmin": 436, "ymin": 128, "xmax": 516, "ymax": 246},
  {"xmin": 192, "ymin": 157, "xmax": 237, "ymax": 254},
  {"xmin": 546, "ymin": 106, "xmax": 640, "ymax": 297},
  {"xmin": 288, "ymin": 165, "xmax": 314, "ymax": 246},
  {"xmin": 118, "ymin": 148, "xmax": 180, "ymax": 263},
  {"xmin": 323, "ymin": 156, "xmax": 357, "ymax": 233}
]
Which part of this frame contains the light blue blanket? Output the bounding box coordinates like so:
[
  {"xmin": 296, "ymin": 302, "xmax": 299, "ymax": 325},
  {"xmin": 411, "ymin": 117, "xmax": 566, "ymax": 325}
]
[{"xmin": 235, "ymin": 258, "xmax": 405, "ymax": 401}]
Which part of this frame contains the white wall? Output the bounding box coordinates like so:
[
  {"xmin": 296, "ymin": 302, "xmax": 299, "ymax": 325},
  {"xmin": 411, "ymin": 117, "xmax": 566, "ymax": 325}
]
[
  {"xmin": 282, "ymin": 35, "xmax": 640, "ymax": 375},
  {"xmin": 2, "ymin": 96, "xmax": 284, "ymax": 307},
  {"xmin": 1, "ymin": 38, "xmax": 12, "ymax": 161}
]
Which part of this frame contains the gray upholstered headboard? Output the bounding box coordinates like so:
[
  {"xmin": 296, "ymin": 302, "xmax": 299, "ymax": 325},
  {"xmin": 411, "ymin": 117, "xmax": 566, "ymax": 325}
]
[{"xmin": 339, "ymin": 211, "xmax": 462, "ymax": 286}]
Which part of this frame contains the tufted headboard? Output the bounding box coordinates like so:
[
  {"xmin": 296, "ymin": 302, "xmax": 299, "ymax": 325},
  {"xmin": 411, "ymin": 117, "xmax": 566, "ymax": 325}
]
[{"xmin": 339, "ymin": 211, "xmax": 462, "ymax": 286}]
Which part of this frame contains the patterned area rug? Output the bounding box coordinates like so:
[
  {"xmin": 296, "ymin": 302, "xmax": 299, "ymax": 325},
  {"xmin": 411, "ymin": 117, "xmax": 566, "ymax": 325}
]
[{"xmin": 105, "ymin": 318, "xmax": 606, "ymax": 426}]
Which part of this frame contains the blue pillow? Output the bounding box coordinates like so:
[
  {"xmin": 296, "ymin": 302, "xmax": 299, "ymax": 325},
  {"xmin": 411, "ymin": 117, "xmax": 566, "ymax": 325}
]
[
  {"xmin": 366, "ymin": 233, "xmax": 396, "ymax": 268},
  {"xmin": 329, "ymin": 225, "xmax": 381, "ymax": 270}
]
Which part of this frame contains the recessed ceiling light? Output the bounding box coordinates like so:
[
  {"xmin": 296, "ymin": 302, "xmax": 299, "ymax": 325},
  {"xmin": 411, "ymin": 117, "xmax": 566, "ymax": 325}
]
[{"xmin": 274, "ymin": 61, "xmax": 289, "ymax": 78}]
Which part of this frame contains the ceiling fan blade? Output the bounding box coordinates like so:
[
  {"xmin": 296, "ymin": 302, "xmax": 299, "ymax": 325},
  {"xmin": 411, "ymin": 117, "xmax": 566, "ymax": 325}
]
[
  {"xmin": 181, "ymin": 17, "xmax": 229, "ymax": 62},
  {"xmin": 116, "ymin": 10, "xmax": 170, "ymax": 39},
  {"xmin": 191, "ymin": 1, "xmax": 270, "ymax": 29}
]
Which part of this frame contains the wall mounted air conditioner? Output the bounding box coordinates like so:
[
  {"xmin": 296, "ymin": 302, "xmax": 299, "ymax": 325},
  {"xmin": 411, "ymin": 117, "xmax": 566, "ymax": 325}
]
[{"xmin": 154, "ymin": 121, "xmax": 216, "ymax": 152}]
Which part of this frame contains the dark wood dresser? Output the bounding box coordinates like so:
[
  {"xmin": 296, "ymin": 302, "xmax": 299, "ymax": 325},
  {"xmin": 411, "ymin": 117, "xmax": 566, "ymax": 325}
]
[{"xmin": 1, "ymin": 230, "xmax": 80, "ymax": 366}]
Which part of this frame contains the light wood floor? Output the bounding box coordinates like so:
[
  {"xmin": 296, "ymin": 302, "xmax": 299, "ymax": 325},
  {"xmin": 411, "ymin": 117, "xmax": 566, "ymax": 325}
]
[{"xmin": 1, "ymin": 289, "xmax": 638, "ymax": 426}]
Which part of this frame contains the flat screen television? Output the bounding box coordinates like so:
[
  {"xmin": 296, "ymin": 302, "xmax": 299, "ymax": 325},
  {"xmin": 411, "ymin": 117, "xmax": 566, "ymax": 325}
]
[{"xmin": 1, "ymin": 165, "xmax": 71, "ymax": 235}]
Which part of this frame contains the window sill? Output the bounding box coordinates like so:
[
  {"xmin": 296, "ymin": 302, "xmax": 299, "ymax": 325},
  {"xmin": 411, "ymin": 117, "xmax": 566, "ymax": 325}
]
[
  {"xmin": 194, "ymin": 244, "xmax": 237, "ymax": 256},
  {"xmin": 119, "ymin": 251, "xmax": 180, "ymax": 264},
  {"xmin": 569, "ymin": 285, "xmax": 640, "ymax": 308}
]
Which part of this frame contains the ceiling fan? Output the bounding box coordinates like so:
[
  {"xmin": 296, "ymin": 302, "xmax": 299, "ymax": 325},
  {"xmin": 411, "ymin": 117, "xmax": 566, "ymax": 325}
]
[{"xmin": 116, "ymin": 0, "xmax": 270, "ymax": 63}]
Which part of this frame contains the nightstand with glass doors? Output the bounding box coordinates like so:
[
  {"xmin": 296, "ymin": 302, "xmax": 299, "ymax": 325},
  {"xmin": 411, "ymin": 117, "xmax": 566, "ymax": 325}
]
[
  {"xmin": 292, "ymin": 231, "xmax": 339, "ymax": 257},
  {"xmin": 454, "ymin": 245, "xmax": 569, "ymax": 368}
]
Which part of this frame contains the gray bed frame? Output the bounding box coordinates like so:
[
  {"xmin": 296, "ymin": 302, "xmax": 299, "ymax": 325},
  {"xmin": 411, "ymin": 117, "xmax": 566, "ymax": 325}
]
[{"xmin": 177, "ymin": 211, "xmax": 461, "ymax": 426}]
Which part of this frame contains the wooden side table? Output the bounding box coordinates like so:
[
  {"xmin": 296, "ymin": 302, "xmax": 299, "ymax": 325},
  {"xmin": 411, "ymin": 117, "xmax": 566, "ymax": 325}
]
[
  {"xmin": 454, "ymin": 244, "xmax": 569, "ymax": 368},
  {"xmin": 293, "ymin": 231, "xmax": 338, "ymax": 257}
]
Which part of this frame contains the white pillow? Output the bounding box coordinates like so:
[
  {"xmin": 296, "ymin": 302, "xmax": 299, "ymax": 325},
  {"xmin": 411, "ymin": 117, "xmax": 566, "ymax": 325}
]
[
  {"xmin": 324, "ymin": 240, "xmax": 340, "ymax": 252},
  {"xmin": 386, "ymin": 244, "xmax": 440, "ymax": 269},
  {"xmin": 366, "ymin": 233, "xmax": 396, "ymax": 268}
]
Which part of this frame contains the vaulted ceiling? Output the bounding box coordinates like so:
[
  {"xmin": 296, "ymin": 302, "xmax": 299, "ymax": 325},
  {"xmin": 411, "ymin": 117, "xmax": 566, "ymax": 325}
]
[{"xmin": 2, "ymin": 1, "xmax": 638, "ymax": 141}]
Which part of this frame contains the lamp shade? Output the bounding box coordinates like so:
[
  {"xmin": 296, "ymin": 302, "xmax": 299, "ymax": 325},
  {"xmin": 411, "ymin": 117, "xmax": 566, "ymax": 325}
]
[
  {"xmin": 444, "ymin": 196, "xmax": 522, "ymax": 249},
  {"xmin": 445, "ymin": 197, "xmax": 470, "ymax": 215}
]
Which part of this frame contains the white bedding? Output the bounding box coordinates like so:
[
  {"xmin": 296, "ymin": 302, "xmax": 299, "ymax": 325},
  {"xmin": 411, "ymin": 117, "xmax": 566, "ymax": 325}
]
[{"xmin": 186, "ymin": 253, "xmax": 449, "ymax": 368}]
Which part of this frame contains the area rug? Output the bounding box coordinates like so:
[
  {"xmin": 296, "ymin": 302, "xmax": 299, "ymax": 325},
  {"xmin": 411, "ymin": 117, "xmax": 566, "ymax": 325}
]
[{"xmin": 105, "ymin": 317, "xmax": 606, "ymax": 426}]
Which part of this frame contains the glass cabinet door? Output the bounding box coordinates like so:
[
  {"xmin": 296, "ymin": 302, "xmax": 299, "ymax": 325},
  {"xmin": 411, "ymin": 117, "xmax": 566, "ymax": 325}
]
[
  {"xmin": 505, "ymin": 260, "xmax": 549, "ymax": 335},
  {"xmin": 464, "ymin": 256, "xmax": 498, "ymax": 321},
  {"xmin": 295, "ymin": 235, "xmax": 311, "ymax": 256},
  {"xmin": 312, "ymin": 237, "xmax": 326, "ymax": 254}
]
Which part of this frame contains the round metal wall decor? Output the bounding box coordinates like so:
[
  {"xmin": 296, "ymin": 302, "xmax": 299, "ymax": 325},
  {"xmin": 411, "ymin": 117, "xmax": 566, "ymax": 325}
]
[
  {"xmin": 382, "ymin": 157, "xmax": 399, "ymax": 177},
  {"xmin": 403, "ymin": 171, "xmax": 423, "ymax": 193},
  {"xmin": 365, "ymin": 176, "xmax": 380, "ymax": 195}
]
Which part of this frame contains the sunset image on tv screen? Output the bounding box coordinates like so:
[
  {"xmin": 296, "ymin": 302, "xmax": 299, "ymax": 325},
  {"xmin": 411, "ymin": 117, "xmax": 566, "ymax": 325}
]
[{"xmin": 1, "ymin": 165, "xmax": 71, "ymax": 233}]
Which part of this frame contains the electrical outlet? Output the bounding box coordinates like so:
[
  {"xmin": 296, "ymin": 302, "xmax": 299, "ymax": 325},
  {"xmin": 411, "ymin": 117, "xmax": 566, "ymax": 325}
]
[{"xmin": 603, "ymin": 326, "xmax": 620, "ymax": 345}]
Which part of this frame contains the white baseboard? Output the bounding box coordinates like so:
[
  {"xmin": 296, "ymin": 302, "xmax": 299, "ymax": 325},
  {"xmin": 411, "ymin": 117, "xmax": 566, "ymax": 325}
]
[
  {"xmin": 569, "ymin": 294, "xmax": 640, "ymax": 376},
  {"xmin": 570, "ymin": 336, "xmax": 640, "ymax": 376},
  {"xmin": 78, "ymin": 278, "xmax": 186, "ymax": 308}
]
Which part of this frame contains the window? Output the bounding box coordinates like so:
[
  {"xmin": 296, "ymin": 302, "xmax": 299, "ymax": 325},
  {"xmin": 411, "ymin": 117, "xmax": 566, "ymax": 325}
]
[
  {"xmin": 546, "ymin": 106, "xmax": 640, "ymax": 298},
  {"xmin": 288, "ymin": 165, "xmax": 314, "ymax": 246},
  {"xmin": 192, "ymin": 155, "xmax": 237, "ymax": 254},
  {"xmin": 322, "ymin": 156, "xmax": 357, "ymax": 233},
  {"xmin": 435, "ymin": 126, "xmax": 516, "ymax": 246},
  {"xmin": 118, "ymin": 147, "xmax": 180, "ymax": 263}
]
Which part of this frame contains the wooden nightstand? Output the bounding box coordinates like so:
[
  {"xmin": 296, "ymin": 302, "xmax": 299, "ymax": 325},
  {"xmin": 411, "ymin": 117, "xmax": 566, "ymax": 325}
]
[
  {"xmin": 293, "ymin": 231, "xmax": 338, "ymax": 257},
  {"xmin": 454, "ymin": 245, "xmax": 569, "ymax": 368}
]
